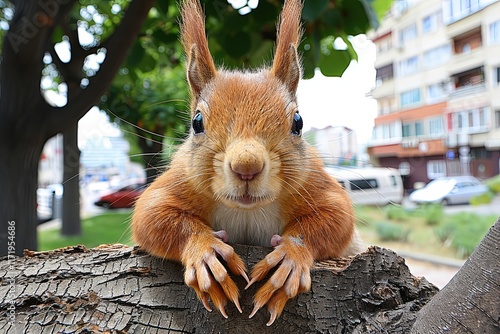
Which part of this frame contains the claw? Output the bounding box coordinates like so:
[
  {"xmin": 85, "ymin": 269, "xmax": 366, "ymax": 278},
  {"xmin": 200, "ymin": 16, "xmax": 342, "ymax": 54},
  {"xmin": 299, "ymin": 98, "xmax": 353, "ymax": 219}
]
[
  {"xmin": 248, "ymin": 236, "xmax": 314, "ymax": 325},
  {"xmin": 218, "ymin": 304, "xmax": 228, "ymax": 319},
  {"xmin": 267, "ymin": 312, "xmax": 278, "ymax": 327},
  {"xmin": 181, "ymin": 233, "xmax": 248, "ymax": 319},
  {"xmin": 248, "ymin": 303, "xmax": 261, "ymax": 319},
  {"xmin": 201, "ymin": 294, "xmax": 212, "ymax": 312},
  {"xmin": 234, "ymin": 298, "xmax": 243, "ymax": 313},
  {"xmin": 245, "ymin": 277, "xmax": 257, "ymax": 290}
]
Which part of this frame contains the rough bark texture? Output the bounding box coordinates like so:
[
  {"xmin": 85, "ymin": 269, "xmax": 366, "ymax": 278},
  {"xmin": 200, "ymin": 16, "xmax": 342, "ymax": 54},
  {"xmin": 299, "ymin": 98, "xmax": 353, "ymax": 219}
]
[
  {"xmin": 0, "ymin": 244, "xmax": 438, "ymax": 333},
  {"xmin": 411, "ymin": 219, "xmax": 500, "ymax": 334}
]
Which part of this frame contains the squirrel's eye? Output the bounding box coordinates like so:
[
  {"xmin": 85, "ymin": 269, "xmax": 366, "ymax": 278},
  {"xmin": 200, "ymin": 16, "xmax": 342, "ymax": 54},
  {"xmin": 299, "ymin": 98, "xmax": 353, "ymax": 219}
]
[
  {"xmin": 192, "ymin": 111, "xmax": 205, "ymax": 135},
  {"xmin": 291, "ymin": 112, "xmax": 303, "ymax": 136}
]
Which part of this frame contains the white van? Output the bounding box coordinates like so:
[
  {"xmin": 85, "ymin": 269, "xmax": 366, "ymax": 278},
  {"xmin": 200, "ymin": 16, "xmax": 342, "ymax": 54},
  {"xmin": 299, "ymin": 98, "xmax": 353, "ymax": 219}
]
[{"xmin": 325, "ymin": 166, "xmax": 404, "ymax": 206}]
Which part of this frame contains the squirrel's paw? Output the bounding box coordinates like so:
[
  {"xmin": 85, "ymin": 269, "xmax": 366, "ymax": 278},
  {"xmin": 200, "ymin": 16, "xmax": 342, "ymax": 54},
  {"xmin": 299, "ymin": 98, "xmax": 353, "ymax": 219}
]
[
  {"xmin": 182, "ymin": 230, "xmax": 249, "ymax": 318},
  {"xmin": 247, "ymin": 235, "xmax": 314, "ymax": 326}
]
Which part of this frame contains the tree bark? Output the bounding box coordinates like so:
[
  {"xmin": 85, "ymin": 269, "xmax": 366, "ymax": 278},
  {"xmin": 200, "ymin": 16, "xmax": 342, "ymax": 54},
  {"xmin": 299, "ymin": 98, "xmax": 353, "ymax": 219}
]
[
  {"xmin": 411, "ymin": 219, "xmax": 500, "ymax": 334},
  {"xmin": 0, "ymin": 245, "xmax": 438, "ymax": 333}
]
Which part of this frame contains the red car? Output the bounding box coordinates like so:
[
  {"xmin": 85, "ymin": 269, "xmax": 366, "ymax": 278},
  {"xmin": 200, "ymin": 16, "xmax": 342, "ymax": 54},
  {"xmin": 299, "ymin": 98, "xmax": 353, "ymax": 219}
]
[{"xmin": 94, "ymin": 184, "xmax": 145, "ymax": 209}]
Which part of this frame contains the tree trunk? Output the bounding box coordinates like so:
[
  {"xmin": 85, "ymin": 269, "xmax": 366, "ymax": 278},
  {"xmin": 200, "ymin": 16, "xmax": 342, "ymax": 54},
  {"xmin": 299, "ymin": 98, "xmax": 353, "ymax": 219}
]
[
  {"xmin": 61, "ymin": 123, "xmax": 81, "ymax": 237},
  {"xmin": 0, "ymin": 245, "xmax": 438, "ymax": 333},
  {"xmin": 0, "ymin": 138, "xmax": 45, "ymax": 256},
  {"xmin": 411, "ymin": 219, "xmax": 500, "ymax": 333}
]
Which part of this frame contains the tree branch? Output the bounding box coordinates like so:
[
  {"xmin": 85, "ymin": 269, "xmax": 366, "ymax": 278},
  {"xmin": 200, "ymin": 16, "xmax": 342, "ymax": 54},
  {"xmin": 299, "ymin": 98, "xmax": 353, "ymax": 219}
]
[
  {"xmin": 46, "ymin": 0, "xmax": 156, "ymax": 135},
  {"xmin": 411, "ymin": 219, "xmax": 500, "ymax": 333},
  {"xmin": 0, "ymin": 0, "xmax": 77, "ymax": 134},
  {"xmin": 0, "ymin": 245, "xmax": 438, "ymax": 332}
]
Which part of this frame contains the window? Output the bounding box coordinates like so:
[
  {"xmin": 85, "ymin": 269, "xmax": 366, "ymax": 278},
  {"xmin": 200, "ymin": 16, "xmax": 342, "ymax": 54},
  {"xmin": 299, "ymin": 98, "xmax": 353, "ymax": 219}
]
[
  {"xmin": 422, "ymin": 11, "xmax": 442, "ymax": 33},
  {"xmin": 402, "ymin": 121, "xmax": 424, "ymax": 137},
  {"xmin": 427, "ymin": 160, "xmax": 446, "ymax": 179},
  {"xmin": 453, "ymin": 27, "xmax": 482, "ymax": 55},
  {"xmin": 494, "ymin": 66, "xmax": 500, "ymax": 86},
  {"xmin": 372, "ymin": 121, "xmax": 401, "ymax": 142},
  {"xmin": 428, "ymin": 116, "xmax": 444, "ymax": 136},
  {"xmin": 375, "ymin": 64, "xmax": 394, "ymax": 86},
  {"xmin": 399, "ymin": 23, "xmax": 417, "ymax": 46},
  {"xmin": 398, "ymin": 56, "xmax": 418, "ymax": 76},
  {"xmin": 452, "ymin": 66, "xmax": 484, "ymax": 89},
  {"xmin": 446, "ymin": 0, "xmax": 480, "ymax": 23},
  {"xmin": 400, "ymin": 89, "xmax": 421, "ymax": 108},
  {"xmin": 427, "ymin": 82, "xmax": 449, "ymax": 102},
  {"xmin": 490, "ymin": 21, "xmax": 500, "ymax": 44},
  {"xmin": 350, "ymin": 179, "xmax": 378, "ymax": 191},
  {"xmin": 423, "ymin": 44, "xmax": 451, "ymax": 68},
  {"xmin": 496, "ymin": 110, "xmax": 500, "ymax": 128},
  {"xmin": 451, "ymin": 107, "xmax": 489, "ymax": 133}
]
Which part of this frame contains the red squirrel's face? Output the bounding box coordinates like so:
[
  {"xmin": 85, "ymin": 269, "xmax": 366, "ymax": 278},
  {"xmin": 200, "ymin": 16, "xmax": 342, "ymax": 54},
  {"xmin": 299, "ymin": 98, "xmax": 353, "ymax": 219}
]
[{"xmin": 186, "ymin": 70, "xmax": 305, "ymax": 209}]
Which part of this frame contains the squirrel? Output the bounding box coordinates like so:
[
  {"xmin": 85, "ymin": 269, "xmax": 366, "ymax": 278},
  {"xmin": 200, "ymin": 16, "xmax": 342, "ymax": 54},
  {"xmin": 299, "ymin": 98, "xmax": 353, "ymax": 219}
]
[{"xmin": 132, "ymin": 0, "xmax": 365, "ymax": 326}]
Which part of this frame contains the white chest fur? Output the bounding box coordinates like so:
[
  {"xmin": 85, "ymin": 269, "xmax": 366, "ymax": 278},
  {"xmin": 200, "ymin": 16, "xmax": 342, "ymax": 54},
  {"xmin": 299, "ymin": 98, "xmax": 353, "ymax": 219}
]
[{"xmin": 211, "ymin": 202, "xmax": 283, "ymax": 247}]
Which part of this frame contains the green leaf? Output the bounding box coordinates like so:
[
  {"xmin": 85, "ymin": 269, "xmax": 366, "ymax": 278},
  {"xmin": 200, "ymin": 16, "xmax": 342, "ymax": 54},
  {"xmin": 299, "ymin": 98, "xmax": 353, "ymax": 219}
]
[
  {"xmin": 138, "ymin": 52, "xmax": 157, "ymax": 73},
  {"xmin": 302, "ymin": 0, "xmax": 329, "ymax": 22},
  {"xmin": 340, "ymin": 0, "xmax": 370, "ymax": 36},
  {"xmin": 127, "ymin": 42, "xmax": 146, "ymax": 68},
  {"xmin": 371, "ymin": 0, "xmax": 395, "ymax": 21},
  {"xmin": 319, "ymin": 48, "xmax": 352, "ymax": 77},
  {"xmin": 321, "ymin": 7, "xmax": 341, "ymax": 30},
  {"xmin": 341, "ymin": 34, "xmax": 358, "ymax": 62},
  {"xmin": 156, "ymin": 0, "xmax": 170, "ymax": 16}
]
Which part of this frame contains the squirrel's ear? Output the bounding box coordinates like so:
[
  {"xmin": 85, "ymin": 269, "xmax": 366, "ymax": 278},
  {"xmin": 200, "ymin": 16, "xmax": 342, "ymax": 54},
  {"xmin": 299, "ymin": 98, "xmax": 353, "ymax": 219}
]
[
  {"xmin": 180, "ymin": 0, "xmax": 217, "ymax": 96},
  {"xmin": 186, "ymin": 44, "xmax": 216, "ymax": 96},
  {"xmin": 272, "ymin": 0, "xmax": 303, "ymax": 94}
]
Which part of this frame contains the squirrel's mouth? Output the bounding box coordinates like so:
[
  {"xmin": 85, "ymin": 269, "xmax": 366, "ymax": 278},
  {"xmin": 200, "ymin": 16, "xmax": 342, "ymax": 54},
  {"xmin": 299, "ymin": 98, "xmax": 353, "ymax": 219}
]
[
  {"xmin": 223, "ymin": 192, "xmax": 272, "ymax": 208},
  {"xmin": 237, "ymin": 193, "xmax": 256, "ymax": 205}
]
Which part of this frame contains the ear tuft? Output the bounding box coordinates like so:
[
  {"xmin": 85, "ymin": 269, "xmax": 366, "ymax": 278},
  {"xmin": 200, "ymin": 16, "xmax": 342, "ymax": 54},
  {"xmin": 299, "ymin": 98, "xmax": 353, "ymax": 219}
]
[
  {"xmin": 272, "ymin": 0, "xmax": 303, "ymax": 94},
  {"xmin": 180, "ymin": 0, "xmax": 217, "ymax": 96}
]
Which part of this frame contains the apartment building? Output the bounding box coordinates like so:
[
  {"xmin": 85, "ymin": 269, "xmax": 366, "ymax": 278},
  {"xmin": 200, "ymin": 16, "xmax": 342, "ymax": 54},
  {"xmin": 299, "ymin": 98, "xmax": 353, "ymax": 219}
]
[
  {"xmin": 368, "ymin": 0, "xmax": 500, "ymax": 190},
  {"xmin": 305, "ymin": 126, "xmax": 358, "ymax": 166}
]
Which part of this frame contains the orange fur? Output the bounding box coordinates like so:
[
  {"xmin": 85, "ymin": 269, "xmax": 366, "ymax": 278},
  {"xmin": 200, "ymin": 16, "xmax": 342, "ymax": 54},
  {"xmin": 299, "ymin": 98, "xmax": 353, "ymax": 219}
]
[{"xmin": 132, "ymin": 0, "xmax": 365, "ymax": 326}]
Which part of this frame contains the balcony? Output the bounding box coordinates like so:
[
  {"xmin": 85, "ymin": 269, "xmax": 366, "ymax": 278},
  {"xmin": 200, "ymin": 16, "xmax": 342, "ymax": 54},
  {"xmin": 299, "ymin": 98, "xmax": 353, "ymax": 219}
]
[
  {"xmin": 371, "ymin": 78, "xmax": 395, "ymax": 99},
  {"xmin": 448, "ymin": 83, "xmax": 486, "ymax": 99},
  {"xmin": 448, "ymin": 67, "xmax": 486, "ymax": 102}
]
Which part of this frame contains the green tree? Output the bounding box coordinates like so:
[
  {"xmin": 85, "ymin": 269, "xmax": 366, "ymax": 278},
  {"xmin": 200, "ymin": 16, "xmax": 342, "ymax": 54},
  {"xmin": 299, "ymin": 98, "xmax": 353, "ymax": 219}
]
[
  {"xmin": 0, "ymin": 0, "xmax": 392, "ymax": 255},
  {"xmin": 102, "ymin": 66, "xmax": 189, "ymax": 183}
]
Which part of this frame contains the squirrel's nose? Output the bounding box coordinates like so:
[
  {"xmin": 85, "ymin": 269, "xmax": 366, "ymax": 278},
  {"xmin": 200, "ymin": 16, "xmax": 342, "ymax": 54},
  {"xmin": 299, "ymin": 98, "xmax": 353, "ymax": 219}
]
[{"xmin": 230, "ymin": 149, "xmax": 264, "ymax": 181}]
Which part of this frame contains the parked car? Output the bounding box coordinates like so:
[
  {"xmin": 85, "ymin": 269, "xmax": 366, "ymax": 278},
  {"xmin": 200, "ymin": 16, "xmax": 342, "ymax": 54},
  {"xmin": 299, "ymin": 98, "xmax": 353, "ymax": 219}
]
[
  {"xmin": 37, "ymin": 184, "xmax": 63, "ymax": 223},
  {"xmin": 94, "ymin": 184, "xmax": 145, "ymax": 209},
  {"xmin": 325, "ymin": 167, "xmax": 404, "ymax": 205},
  {"xmin": 409, "ymin": 176, "xmax": 488, "ymax": 205}
]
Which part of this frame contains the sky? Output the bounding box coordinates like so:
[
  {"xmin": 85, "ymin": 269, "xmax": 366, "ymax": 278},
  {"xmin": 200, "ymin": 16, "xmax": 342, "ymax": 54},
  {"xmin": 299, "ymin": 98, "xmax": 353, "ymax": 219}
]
[{"xmin": 297, "ymin": 35, "xmax": 377, "ymax": 145}]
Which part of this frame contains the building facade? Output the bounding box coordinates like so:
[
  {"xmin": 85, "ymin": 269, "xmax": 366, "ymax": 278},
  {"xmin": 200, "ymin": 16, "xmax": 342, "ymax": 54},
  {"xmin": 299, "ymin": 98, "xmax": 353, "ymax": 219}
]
[{"xmin": 368, "ymin": 0, "xmax": 500, "ymax": 190}]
